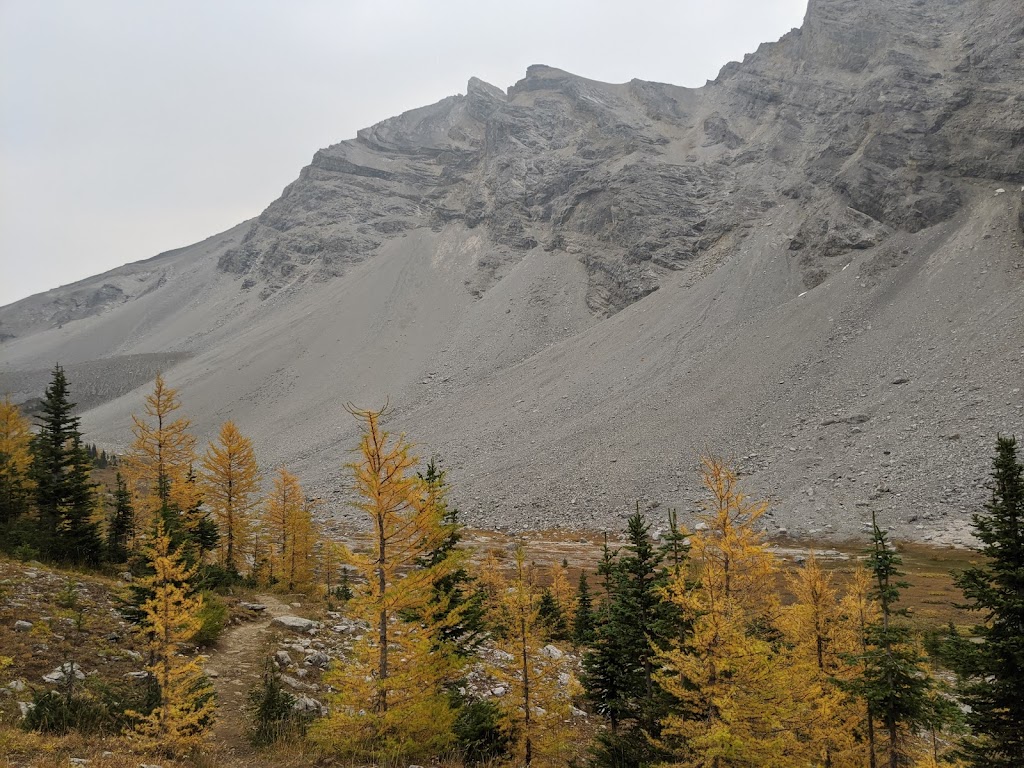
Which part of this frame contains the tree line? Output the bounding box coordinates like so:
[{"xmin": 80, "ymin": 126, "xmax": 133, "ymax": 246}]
[{"xmin": 1, "ymin": 365, "xmax": 1022, "ymax": 766}]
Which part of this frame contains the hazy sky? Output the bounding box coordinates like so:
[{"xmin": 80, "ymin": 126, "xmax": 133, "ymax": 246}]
[{"xmin": 0, "ymin": 0, "xmax": 808, "ymax": 307}]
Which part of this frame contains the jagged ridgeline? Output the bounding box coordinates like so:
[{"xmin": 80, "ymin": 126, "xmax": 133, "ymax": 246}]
[{"xmin": 1, "ymin": 0, "xmax": 1022, "ymax": 539}]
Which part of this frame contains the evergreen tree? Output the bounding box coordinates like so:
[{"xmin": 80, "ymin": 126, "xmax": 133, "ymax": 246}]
[
  {"xmin": 847, "ymin": 512, "xmax": 933, "ymax": 768},
  {"xmin": 337, "ymin": 567, "xmax": 353, "ymax": 602},
  {"xmin": 28, "ymin": 365, "xmax": 101, "ymax": 562},
  {"xmin": 415, "ymin": 458, "xmax": 487, "ymax": 655},
  {"xmin": 107, "ymin": 472, "xmax": 135, "ymax": 561},
  {"xmin": 537, "ymin": 587, "xmax": 569, "ymax": 641},
  {"xmin": 572, "ymin": 570, "xmax": 596, "ymax": 646},
  {"xmin": 582, "ymin": 509, "xmax": 674, "ymax": 768},
  {"xmin": 0, "ymin": 396, "xmax": 34, "ymax": 527},
  {"xmin": 179, "ymin": 465, "xmax": 218, "ymax": 563},
  {"xmin": 582, "ymin": 534, "xmax": 628, "ymax": 734},
  {"xmin": 57, "ymin": 435, "xmax": 103, "ymax": 565},
  {"xmin": 952, "ymin": 435, "xmax": 1024, "ymax": 767}
]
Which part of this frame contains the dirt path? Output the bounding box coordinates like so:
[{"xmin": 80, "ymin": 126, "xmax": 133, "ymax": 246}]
[{"xmin": 204, "ymin": 594, "xmax": 295, "ymax": 756}]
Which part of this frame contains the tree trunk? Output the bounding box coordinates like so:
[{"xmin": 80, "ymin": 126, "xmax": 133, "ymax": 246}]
[
  {"xmin": 377, "ymin": 512, "xmax": 388, "ymax": 714},
  {"xmin": 521, "ymin": 614, "xmax": 531, "ymax": 767}
]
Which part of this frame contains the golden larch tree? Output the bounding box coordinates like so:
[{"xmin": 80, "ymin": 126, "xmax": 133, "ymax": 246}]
[
  {"xmin": 128, "ymin": 521, "xmax": 215, "ymax": 755},
  {"xmin": 199, "ymin": 420, "xmax": 261, "ymax": 574},
  {"xmin": 124, "ymin": 375, "xmax": 197, "ymax": 534},
  {"xmin": 0, "ymin": 396, "xmax": 35, "ymax": 523},
  {"xmin": 488, "ymin": 543, "xmax": 580, "ymax": 768},
  {"xmin": 781, "ymin": 553, "xmax": 866, "ymax": 768},
  {"xmin": 313, "ymin": 405, "xmax": 459, "ymax": 762},
  {"xmin": 263, "ymin": 466, "xmax": 303, "ymax": 586},
  {"xmin": 657, "ymin": 456, "xmax": 801, "ymax": 767},
  {"xmin": 286, "ymin": 496, "xmax": 319, "ymax": 593}
]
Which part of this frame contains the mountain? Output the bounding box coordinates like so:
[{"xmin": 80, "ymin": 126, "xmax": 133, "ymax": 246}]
[{"xmin": 1, "ymin": 0, "xmax": 1022, "ymax": 542}]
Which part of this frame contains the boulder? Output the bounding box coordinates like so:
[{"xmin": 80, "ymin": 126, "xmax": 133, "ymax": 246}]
[
  {"xmin": 271, "ymin": 615, "xmax": 319, "ymax": 632},
  {"xmin": 43, "ymin": 662, "xmax": 85, "ymax": 685}
]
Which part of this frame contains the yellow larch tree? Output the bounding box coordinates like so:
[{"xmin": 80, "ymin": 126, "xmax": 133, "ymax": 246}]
[
  {"xmin": 320, "ymin": 538, "xmax": 346, "ymax": 600},
  {"xmin": 0, "ymin": 396, "xmax": 35, "ymax": 524},
  {"xmin": 262, "ymin": 466, "xmax": 303, "ymax": 586},
  {"xmin": 781, "ymin": 553, "xmax": 865, "ymax": 768},
  {"xmin": 128, "ymin": 521, "xmax": 215, "ymax": 755},
  {"xmin": 313, "ymin": 405, "xmax": 459, "ymax": 763},
  {"xmin": 199, "ymin": 420, "xmax": 261, "ymax": 574},
  {"xmin": 124, "ymin": 375, "xmax": 197, "ymax": 536},
  {"xmin": 836, "ymin": 561, "xmax": 883, "ymax": 768},
  {"xmin": 657, "ymin": 456, "xmax": 802, "ymax": 768},
  {"xmin": 286, "ymin": 496, "xmax": 319, "ymax": 593},
  {"xmin": 487, "ymin": 543, "xmax": 580, "ymax": 768}
]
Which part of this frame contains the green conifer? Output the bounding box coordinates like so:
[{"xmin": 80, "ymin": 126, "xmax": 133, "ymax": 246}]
[
  {"xmin": 29, "ymin": 365, "xmax": 102, "ymax": 563},
  {"xmin": 572, "ymin": 571, "xmax": 596, "ymax": 646},
  {"xmin": 847, "ymin": 512, "xmax": 933, "ymax": 768},
  {"xmin": 107, "ymin": 472, "xmax": 135, "ymax": 562},
  {"xmin": 952, "ymin": 435, "xmax": 1024, "ymax": 767}
]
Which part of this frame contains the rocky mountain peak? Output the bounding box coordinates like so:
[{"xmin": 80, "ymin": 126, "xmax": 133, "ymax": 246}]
[{"xmin": 2, "ymin": 0, "xmax": 1022, "ymax": 541}]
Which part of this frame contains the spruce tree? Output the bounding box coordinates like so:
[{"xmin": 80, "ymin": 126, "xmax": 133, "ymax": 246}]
[
  {"xmin": 849, "ymin": 512, "xmax": 933, "ymax": 768},
  {"xmin": 29, "ymin": 365, "xmax": 101, "ymax": 562},
  {"xmin": 582, "ymin": 510, "xmax": 673, "ymax": 768},
  {"xmin": 952, "ymin": 435, "xmax": 1024, "ymax": 767},
  {"xmin": 415, "ymin": 458, "xmax": 487, "ymax": 655},
  {"xmin": 572, "ymin": 571, "xmax": 596, "ymax": 646},
  {"xmin": 537, "ymin": 587, "xmax": 569, "ymax": 641},
  {"xmin": 582, "ymin": 534, "xmax": 628, "ymax": 733},
  {"xmin": 58, "ymin": 436, "xmax": 103, "ymax": 565},
  {"xmin": 107, "ymin": 472, "xmax": 135, "ymax": 562}
]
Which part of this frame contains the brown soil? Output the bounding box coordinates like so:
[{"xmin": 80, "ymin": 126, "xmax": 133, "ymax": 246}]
[{"xmin": 203, "ymin": 594, "xmax": 296, "ymax": 759}]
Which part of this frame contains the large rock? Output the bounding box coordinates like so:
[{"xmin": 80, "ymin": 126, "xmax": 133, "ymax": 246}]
[
  {"xmin": 271, "ymin": 616, "xmax": 319, "ymax": 633},
  {"xmin": 43, "ymin": 662, "xmax": 85, "ymax": 685}
]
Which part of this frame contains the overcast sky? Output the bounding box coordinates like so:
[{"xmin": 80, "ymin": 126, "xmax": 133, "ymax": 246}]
[{"xmin": 0, "ymin": 0, "xmax": 808, "ymax": 307}]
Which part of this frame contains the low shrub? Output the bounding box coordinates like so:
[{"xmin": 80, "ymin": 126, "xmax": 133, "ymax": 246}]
[{"xmin": 191, "ymin": 591, "xmax": 228, "ymax": 647}]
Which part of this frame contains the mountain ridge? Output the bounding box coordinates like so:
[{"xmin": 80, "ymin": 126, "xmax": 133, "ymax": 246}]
[{"xmin": 1, "ymin": 0, "xmax": 1022, "ymax": 542}]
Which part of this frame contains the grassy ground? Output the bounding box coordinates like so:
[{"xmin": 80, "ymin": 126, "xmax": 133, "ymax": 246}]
[{"xmin": 0, "ymin": 531, "xmax": 984, "ymax": 767}]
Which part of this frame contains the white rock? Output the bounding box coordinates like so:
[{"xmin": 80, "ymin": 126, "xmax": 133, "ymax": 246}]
[
  {"xmin": 13, "ymin": 620, "xmax": 32, "ymax": 632},
  {"xmin": 540, "ymin": 644, "xmax": 563, "ymax": 660},
  {"xmin": 271, "ymin": 615, "xmax": 319, "ymax": 632},
  {"xmin": 274, "ymin": 650, "xmax": 293, "ymax": 668},
  {"xmin": 292, "ymin": 695, "xmax": 326, "ymax": 716},
  {"xmin": 491, "ymin": 686, "xmax": 507, "ymax": 697},
  {"xmin": 43, "ymin": 662, "xmax": 85, "ymax": 684}
]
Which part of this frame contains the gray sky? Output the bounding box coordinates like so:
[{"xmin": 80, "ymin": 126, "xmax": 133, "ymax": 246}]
[{"xmin": 0, "ymin": 0, "xmax": 808, "ymax": 307}]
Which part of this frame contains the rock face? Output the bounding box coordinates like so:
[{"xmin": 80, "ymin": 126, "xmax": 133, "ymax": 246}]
[{"xmin": 1, "ymin": 0, "xmax": 1022, "ymax": 542}]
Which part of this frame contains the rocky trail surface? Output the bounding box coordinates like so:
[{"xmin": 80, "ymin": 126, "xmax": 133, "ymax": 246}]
[{"xmin": 203, "ymin": 594, "xmax": 295, "ymax": 757}]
